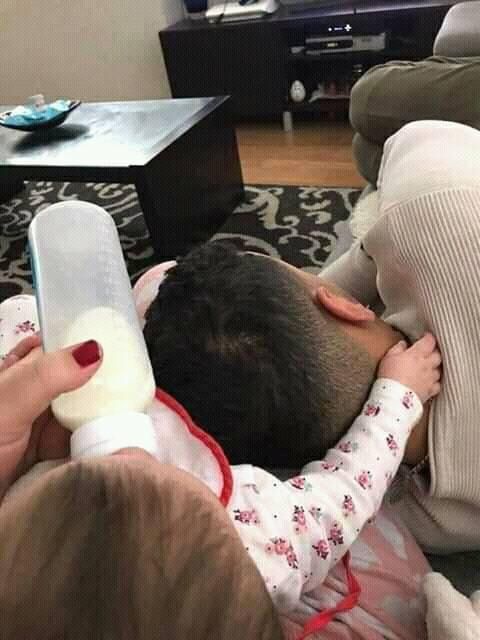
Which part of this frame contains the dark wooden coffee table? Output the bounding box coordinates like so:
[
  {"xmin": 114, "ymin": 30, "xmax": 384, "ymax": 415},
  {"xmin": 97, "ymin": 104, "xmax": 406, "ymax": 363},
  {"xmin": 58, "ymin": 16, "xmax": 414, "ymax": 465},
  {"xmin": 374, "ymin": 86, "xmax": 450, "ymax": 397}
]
[{"xmin": 0, "ymin": 97, "xmax": 244, "ymax": 260}]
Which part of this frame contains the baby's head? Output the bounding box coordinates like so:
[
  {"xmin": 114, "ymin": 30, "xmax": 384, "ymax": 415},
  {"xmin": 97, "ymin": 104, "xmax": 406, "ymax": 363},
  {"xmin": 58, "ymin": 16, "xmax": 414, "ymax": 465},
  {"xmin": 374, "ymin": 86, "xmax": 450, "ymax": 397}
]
[{"xmin": 0, "ymin": 452, "xmax": 284, "ymax": 640}]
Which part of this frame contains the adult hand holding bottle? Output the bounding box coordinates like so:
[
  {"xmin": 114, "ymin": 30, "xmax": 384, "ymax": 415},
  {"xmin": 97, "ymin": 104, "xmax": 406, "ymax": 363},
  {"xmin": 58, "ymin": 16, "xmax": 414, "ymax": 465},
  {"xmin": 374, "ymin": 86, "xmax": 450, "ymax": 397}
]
[{"xmin": 0, "ymin": 335, "xmax": 102, "ymax": 499}]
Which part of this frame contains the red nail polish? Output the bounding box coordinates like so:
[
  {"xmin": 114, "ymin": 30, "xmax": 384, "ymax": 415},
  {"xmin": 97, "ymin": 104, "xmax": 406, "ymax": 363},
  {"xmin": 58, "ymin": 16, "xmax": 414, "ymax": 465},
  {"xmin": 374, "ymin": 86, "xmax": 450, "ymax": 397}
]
[{"xmin": 72, "ymin": 340, "xmax": 101, "ymax": 367}]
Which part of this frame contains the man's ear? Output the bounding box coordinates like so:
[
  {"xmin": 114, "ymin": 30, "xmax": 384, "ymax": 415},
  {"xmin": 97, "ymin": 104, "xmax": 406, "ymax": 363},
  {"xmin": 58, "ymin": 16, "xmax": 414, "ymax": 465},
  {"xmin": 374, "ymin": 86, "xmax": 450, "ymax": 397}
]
[{"xmin": 315, "ymin": 286, "xmax": 375, "ymax": 323}]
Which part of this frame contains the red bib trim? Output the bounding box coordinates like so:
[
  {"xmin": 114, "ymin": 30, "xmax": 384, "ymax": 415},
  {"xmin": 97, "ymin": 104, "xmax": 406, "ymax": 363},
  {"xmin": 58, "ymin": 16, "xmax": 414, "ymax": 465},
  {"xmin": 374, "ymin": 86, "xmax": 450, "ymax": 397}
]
[
  {"xmin": 296, "ymin": 552, "xmax": 361, "ymax": 639},
  {"xmin": 155, "ymin": 388, "xmax": 234, "ymax": 507}
]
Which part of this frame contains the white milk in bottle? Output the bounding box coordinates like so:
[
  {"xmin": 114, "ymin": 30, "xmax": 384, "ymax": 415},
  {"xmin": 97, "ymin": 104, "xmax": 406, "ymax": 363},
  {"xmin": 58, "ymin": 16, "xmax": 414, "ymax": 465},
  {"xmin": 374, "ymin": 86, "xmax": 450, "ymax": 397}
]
[{"xmin": 28, "ymin": 201, "xmax": 157, "ymax": 459}]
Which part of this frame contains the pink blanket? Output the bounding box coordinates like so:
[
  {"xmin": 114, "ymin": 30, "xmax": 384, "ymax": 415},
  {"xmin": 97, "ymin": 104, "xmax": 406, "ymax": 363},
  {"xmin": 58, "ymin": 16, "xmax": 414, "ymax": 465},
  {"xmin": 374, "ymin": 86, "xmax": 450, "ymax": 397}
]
[{"xmin": 281, "ymin": 505, "xmax": 429, "ymax": 639}]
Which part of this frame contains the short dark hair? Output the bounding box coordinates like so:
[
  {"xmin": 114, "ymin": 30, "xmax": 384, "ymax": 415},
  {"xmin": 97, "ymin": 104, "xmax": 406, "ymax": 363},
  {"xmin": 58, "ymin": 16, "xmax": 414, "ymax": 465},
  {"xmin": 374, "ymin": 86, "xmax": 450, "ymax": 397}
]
[{"xmin": 144, "ymin": 242, "xmax": 376, "ymax": 468}]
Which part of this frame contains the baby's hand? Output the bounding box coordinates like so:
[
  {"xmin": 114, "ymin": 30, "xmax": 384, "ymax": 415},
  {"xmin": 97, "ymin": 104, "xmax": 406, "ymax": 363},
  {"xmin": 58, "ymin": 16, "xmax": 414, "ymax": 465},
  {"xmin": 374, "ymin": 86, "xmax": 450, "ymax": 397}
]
[{"xmin": 378, "ymin": 333, "xmax": 442, "ymax": 404}]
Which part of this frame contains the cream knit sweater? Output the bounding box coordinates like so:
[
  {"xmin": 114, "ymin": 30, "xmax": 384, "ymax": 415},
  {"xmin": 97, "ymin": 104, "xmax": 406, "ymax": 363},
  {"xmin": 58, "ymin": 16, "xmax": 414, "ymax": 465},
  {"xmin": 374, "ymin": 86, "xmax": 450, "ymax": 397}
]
[{"xmin": 321, "ymin": 120, "xmax": 480, "ymax": 553}]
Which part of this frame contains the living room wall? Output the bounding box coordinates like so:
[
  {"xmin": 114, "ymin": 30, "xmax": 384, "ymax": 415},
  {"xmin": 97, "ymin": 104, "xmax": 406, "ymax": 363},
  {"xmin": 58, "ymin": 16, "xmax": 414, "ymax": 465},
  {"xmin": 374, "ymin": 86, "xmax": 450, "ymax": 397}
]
[{"xmin": 0, "ymin": 0, "xmax": 184, "ymax": 104}]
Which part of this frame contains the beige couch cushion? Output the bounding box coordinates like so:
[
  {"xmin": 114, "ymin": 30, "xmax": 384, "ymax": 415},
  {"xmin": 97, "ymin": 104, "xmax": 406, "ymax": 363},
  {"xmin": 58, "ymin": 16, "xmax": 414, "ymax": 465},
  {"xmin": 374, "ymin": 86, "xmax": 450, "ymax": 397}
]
[{"xmin": 434, "ymin": 1, "xmax": 480, "ymax": 57}]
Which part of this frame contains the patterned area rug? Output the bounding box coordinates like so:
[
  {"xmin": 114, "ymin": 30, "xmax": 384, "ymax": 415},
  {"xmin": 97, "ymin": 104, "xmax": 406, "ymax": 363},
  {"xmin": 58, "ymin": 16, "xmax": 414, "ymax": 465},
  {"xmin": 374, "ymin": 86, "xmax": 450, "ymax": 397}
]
[{"xmin": 0, "ymin": 181, "xmax": 360, "ymax": 302}]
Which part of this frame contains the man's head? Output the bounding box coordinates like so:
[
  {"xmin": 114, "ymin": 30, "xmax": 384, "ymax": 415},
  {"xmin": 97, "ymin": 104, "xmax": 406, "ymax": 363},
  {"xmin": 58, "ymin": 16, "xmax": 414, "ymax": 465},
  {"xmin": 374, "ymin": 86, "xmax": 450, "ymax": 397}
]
[
  {"xmin": 144, "ymin": 243, "xmax": 402, "ymax": 468},
  {"xmin": 0, "ymin": 454, "xmax": 283, "ymax": 640}
]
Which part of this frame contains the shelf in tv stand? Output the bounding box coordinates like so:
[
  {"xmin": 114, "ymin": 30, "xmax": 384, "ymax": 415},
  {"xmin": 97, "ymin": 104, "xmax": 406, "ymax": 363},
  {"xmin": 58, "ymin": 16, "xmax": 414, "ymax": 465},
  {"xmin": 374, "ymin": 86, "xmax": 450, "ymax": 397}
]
[
  {"xmin": 288, "ymin": 49, "xmax": 427, "ymax": 62},
  {"xmin": 285, "ymin": 97, "xmax": 350, "ymax": 110},
  {"xmin": 289, "ymin": 51, "xmax": 385, "ymax": 63}
]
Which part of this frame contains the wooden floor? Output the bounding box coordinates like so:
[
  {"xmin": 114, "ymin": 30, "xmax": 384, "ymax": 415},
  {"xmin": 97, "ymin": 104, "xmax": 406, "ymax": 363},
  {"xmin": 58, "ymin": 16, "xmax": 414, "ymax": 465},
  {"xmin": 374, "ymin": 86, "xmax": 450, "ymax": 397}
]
[{"xmin": 236, "ymin": 120, "xmax": 365, "ymax": 189}]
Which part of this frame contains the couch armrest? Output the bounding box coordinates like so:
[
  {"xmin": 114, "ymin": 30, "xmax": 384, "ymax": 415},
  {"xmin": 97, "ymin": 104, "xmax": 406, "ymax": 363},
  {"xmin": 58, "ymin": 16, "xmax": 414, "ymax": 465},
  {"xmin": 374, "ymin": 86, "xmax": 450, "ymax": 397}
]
[{"xmin": 434, "ymin": 1, "xmax": 480, "ymax": 57}]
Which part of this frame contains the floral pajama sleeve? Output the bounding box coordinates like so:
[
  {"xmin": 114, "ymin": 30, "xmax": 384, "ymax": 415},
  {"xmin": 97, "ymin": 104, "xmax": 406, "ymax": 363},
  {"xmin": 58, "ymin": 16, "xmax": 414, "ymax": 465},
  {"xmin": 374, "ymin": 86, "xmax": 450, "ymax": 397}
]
[
  {"xmin": 0, "ymin": 295, "xmax": 39, "ymax": 360},
  {"xmin": 228, "ymin": 379, "xmax": 423, "ymax": 615}
]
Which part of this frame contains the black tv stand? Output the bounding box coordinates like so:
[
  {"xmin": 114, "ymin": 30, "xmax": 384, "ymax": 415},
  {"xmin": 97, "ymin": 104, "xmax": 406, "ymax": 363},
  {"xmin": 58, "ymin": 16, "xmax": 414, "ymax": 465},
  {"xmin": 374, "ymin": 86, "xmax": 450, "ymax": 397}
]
[{"xmin": 160, "ymin": 0, "xmax": 453, "ymax": 129}]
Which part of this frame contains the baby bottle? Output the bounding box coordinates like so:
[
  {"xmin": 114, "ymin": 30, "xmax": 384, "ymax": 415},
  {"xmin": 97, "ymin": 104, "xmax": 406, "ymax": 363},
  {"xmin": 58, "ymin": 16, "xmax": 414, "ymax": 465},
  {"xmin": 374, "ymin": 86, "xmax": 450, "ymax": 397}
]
[{"xmin": 28, "ymin": 201, "xmax": 157, "ymax": 459}]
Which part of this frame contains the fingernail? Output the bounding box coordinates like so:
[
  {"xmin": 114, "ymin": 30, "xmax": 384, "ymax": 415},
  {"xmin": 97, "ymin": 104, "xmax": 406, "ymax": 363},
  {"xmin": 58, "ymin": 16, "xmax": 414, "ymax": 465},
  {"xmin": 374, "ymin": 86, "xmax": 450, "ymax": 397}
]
[{"xmin": 72, "ymin": 340, "xmax": 101, "ymax": 367}]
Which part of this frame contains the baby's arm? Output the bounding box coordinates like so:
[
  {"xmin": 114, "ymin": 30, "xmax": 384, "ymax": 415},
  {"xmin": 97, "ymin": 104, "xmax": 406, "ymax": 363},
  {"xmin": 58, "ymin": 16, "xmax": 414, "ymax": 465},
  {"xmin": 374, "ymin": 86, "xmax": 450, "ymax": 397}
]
[
  {"xmin": 230, "ymin": 379, "xmax": 421, "ymax": 614},
  {"xmin": 230, "ymin": 334, "xmax": 441, "ymax": 614},
  {"xmin": 0, "ymin": 295, "xmax": 39, "ymax": 361}
]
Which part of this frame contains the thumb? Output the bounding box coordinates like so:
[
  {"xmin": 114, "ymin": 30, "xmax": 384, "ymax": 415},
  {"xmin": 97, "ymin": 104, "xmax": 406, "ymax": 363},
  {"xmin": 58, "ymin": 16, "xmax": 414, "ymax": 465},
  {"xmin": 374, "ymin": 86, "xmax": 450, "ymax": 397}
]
[
  {"xmin": 385, "ymin": 340, "xmax": 408, "ymax": 356},
  {"xmin": 2, "ymin": 340, "xmax": 102, "ymax": 431}
]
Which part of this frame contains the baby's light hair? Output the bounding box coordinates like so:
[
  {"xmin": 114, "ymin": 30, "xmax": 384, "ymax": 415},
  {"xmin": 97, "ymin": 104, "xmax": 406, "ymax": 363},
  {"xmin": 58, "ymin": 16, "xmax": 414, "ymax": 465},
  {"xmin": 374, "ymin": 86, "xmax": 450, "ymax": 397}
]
[{"xmin": 0, "ymin": 456, "xmax": 284, "ymax": 640}]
